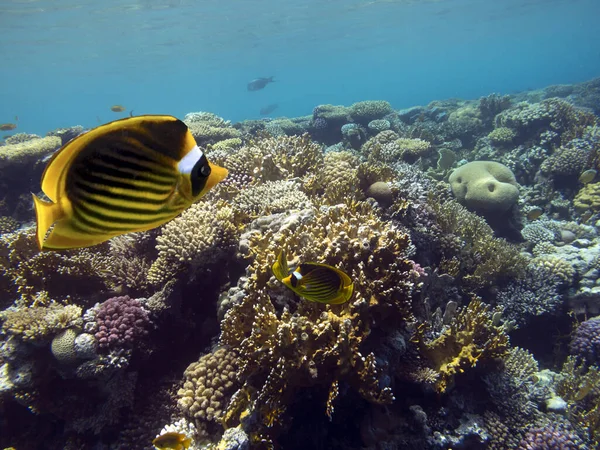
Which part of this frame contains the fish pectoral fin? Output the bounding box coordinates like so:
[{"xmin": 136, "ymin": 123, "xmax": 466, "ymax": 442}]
[{"xmin": 32, "ymin": 193, "xmax": 65, "ymax": 251}]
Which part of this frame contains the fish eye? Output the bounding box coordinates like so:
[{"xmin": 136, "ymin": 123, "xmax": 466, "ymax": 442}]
[{"xmin": 190, "ymin": 157, "xmax": 210, "ymax": 196}]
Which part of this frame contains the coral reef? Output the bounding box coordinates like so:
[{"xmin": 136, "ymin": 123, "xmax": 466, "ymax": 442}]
[{"xmin": 3, "ymin": 77, "xmax": 600, "ymax": 450}]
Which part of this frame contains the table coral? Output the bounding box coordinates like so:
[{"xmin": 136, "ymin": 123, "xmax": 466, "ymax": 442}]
[
  {"xmin": 0, "ymin": 304, "xmax": 82, "ymax": 343},
  {"xmin": 0, "ymin": 136, "xmax": 61, "ymax": 168},
  {"xmin": 219, "ymin": 202, "xmax": 420, "ymax": 437}
]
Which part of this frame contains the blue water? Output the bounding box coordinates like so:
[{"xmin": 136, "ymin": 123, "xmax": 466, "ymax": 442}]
[{"xmin": 1, "ymin": 0, "xmax": 599, "ymax": 136}]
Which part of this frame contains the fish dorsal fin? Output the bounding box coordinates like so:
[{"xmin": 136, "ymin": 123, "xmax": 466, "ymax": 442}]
[
  {"xmin": 40, "ymin": 115, "xmax": 190, "ymax": 201},
  {"xmin": 272, "ymin": 250, "xmax": 290, "ymax": 281}
]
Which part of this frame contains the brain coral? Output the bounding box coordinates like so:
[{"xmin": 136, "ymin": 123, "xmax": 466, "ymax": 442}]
[{"xmin": 449, "ymin": 161, "xmax": 519, "ymax": 212}]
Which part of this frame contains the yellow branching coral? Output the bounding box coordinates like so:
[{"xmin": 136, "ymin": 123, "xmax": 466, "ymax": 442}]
[
  {"xmin": 219, "ymin": 202, "xmax": 420, "ymax": 435},
  {"xmin": 0, "ymin": 228, "xmax": 111, "ymax": 306},
  {"xmin": 555, "ymin": 356, "xmax": 600, "ymax": 446},
  {"xmin": 148, "ymin": 200, "xmax": 239, "ymax": 285},
  {"xmin": 416, "ymin": 299, "xmax": 510, "ymax": 392},
  {"xmin": 0, "ymin": 303, "xmax": 82, "ymax": 342}
]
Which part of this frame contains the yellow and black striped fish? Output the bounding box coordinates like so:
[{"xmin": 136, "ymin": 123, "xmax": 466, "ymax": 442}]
[
  {"xmin": 32, "ymin": 115, "xmax": 228, "ymax": 251},
  {"xmin": 272, "ymin": 250, "xmax": 354, "ymax": 305}
]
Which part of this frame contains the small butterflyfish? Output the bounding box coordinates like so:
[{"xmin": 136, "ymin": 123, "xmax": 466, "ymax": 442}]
[
  {"xmin": 32, "ymin": 115, "xmax": 228, "ymax": 251},
  {"xmin": 0, "ymin": 123, "xmax": 17, "ymax": 131},
  {"xmin": 152, "ymin": 431, "xmax": 192, "ymax": 450},
  {"xmin": 272, "ymin": 250, "xmax": 354, "ymax": 305},
  {"xmin": 110, "ymin": 105, "xmax": 126, "ymax": 112}
]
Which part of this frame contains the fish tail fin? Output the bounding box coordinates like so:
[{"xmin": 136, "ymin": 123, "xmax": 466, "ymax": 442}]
[
  {"xmin": 32, "ymin": 193, "xmax": 64, "ymax": 251},
  {"xmin": 272, "ymin": 250, "xmax": 289, "ymax": 281}
]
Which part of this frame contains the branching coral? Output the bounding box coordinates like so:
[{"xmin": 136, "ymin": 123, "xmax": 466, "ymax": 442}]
[
  {"xmin": 232, "ymin": 180, "xmax": 312, "ymax": 219},
  {"xmin": 0, "ymin": 229, "xmax": 111, "ymax": 306},
  {"xmin": 0, "ymin": 304, "xmax": 82, "ymax": 343},
  {"xmin": 147, "ymin": 200, "xmax": 239, "ymax": 285},
  {"xmin": 416, "ymin": 298, "xmax": 510, "ymax": 392},
  {"xmin": 183, "ymin": 112, "xmax": 240, "ymax": 146},
  {"xmin": 428, "ymin": 198, "xmax": 527, "ymax": 290},
  {"xmin": 554, "ymin": 356, "xmax": 600, "ymax": 447},
  {"xmin": 219, "ymin": 202, "xmax": 420, "ymax": 436}
]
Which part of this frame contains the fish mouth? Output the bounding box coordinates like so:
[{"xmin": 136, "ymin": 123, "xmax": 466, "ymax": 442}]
[{"xmin": 206, "ymin": 162, "xmax": 228, "ymax": 189}]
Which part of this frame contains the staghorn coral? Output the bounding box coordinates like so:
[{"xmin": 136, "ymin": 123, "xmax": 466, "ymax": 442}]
[
  {"xmin": 219, "ymin": 202, "xmax": 419, "ymax": 436},
  {"xmin": 177, "ymin": 347, "xmax": 240, "ymax": 425},
  {"xmin": 148, "ymin": 200, "xmax": 239, "ymax": 285},
  {"xmin": 416, "ymin": 298, "xmax": 510, "ymax": 392},
  {"xmin": 0, "ymin": 304, "xmax": 82, "ymax": 343},
  {"xmin": 85, "ymin": 296, "xmax": 152, "ymax": 351}
]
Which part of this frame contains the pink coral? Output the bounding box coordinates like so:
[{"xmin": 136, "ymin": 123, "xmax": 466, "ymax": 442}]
[{"xmin": 92, "ymin": 295, "xmax": 151, "ymax": 350}]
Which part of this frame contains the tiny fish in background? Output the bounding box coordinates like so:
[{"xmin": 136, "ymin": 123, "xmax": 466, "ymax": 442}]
[
  {"xmin": 152, "ymin": 431, "xmax": 192, "ymax": 450},
  {"xmin": 247, "ymin": 76, "xmax": 275, "ymax": 91},
  {"xmin": 0, "ymin": 123, "xmax": 17, "ymax": 131},
  {"xmin": 110, "ymin": 105, "xmax": 126, "ymax": 112},
  {"xmin": 260, "ymin": 103, "xmax": 278, "ymax": 115},
  {"xmin": 32, "ymin": 115, "xmax": 228, "ymax": 251},
  {"xmin": 272, "ymin": 250, "xmax": 354, "ymax": 305}
]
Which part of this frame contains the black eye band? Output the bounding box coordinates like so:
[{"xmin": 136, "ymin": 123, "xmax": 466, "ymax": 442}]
[{"xmin": 190, "ymin": 155, "xmax": 210, "ymax": 197}]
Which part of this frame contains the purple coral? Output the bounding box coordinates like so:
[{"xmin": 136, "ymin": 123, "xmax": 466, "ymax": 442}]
[
  {"xmin": 518, "ymin": 423, "xmax": 584, "ymax": 449},
  {"xmin": 569, "ymin": 316, "xmax": 600, "ymax": 365},
  {"xmin": 92, "ymin": 296, "xmax": 151, "ymax": 351}
]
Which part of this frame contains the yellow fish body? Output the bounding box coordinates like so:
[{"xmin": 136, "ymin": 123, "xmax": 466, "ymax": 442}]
[
  {"xmin": 33, "ymin": 115, "xmax": 228, "ymax": 251},
  {"xmin": 272, "ymin": 250, "xmax": 353, "ymax": 304},
  {"xmin": 152, "ymin": 431, "xmax": 192, "ymax": 450}
]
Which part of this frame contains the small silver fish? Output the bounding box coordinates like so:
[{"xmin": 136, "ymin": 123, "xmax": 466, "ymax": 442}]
[{"xmin": 247, "ymin": 77, "xmax": 275, "ymax": 91}]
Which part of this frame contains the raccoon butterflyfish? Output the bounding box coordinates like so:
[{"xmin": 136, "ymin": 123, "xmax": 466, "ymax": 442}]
[
  {"xmin": 272, "ymin": 250, "xmax": 354, "ymax": 305},
  {"xmin": 32, "ymin": 115, "xmax": 228, "ymax": 251},
  {"xmin": 110, "ymin": 105, "xmax": 126, "ymax": 112},
  {"xmin": 0, "ymin": 123, "xmax": 17, "ymax": 131},
  {"xmin": 152, "ymin": 431, "xmax": 192, "ymax": 450}
]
